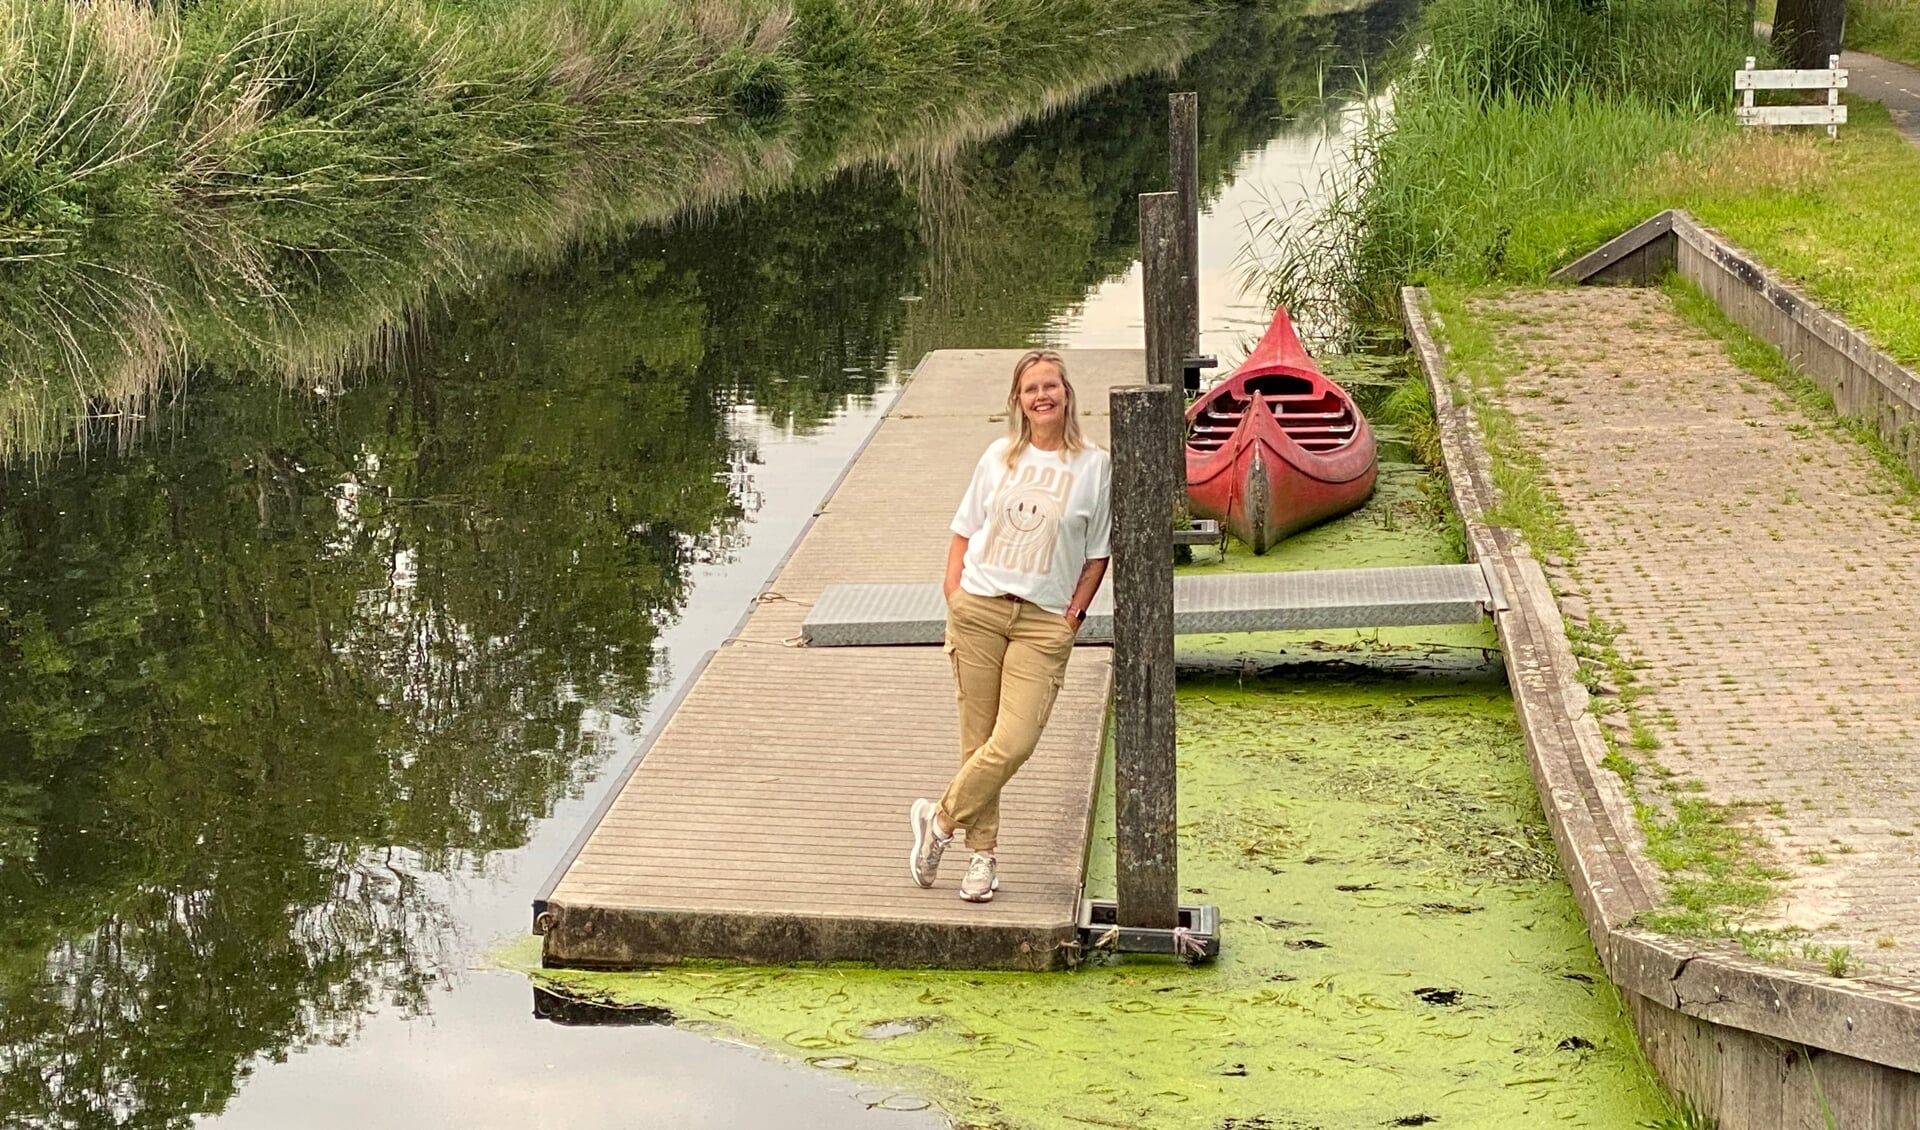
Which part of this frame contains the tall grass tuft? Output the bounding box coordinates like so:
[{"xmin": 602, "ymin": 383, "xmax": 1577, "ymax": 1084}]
[
  {"xmin": 1247, "ymin": 0, "xmax": 1755, "ymax": 321},
  {"xmin": 0, "ymin": 0, "xmax": 1213, "ymax": 456},
  {"xmin": 0, "ymin": 0, "xmax": 175, "ymax": 237},
  {"xmin": 1847, "ymin": 0, "xmax": 1920, "ymax": 68},
  {"xmin": 0, "ymin": 0, "xmax": 1206, "ymax": 255},
  {"xmin": 1427, "ymin": 0, "xmax": 1753, "ymax": 111}
]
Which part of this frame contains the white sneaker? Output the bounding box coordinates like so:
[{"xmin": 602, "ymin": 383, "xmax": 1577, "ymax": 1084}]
[
  {"xmin": 908, "ymin": 799, "xmax": 949, "ymax": 888},
  {"xmin": 959, "ymin": 853, "xmax": 998, "ymax": 902}
]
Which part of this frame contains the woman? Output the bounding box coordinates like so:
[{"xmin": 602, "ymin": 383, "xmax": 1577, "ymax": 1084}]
[{"xmin": 909, "ymin": 349, "xmax": 1112, "ymax": 903}]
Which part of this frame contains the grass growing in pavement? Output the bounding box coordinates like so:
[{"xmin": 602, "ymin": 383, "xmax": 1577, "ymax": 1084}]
[
  {"xmin": 1638, "ymin": 798, "xmax": 1791, "ymax": 936},
  {"xmin": 1663, "ymin": 275, "xmax": 1920, "ymax": 497},
  {"xmin": 1849, "ymin": 0, "xmax": 1920, "ymax": 68},
  {"xmin": 1417, "ymin": 284, "xmax": 1576, "ymax": 563},
  {"xmin": 1417, "ymin": 285, "xmax": 1797, "ymax": 942}
]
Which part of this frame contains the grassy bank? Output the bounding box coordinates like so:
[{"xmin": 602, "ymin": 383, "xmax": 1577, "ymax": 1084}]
[
  {"xmin": 0, "ymin": 0, "xmax": 1219, "ymax": 457},
  {"xmin": 1850, "ymin": 0, "xmax": 1920, "ymax": 66},
  {"xmin": 1265, "ymin": 0, "xmax": 1920, "ymax": 369},
  {"xmin": 0, "ymin": 0, "xmax": 1206, "ymax": 254}
]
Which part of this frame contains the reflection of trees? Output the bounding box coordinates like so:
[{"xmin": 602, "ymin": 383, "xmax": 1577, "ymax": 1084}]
[
  {"xmin": 657, "ymin": 169, "xmax": 920, "ymax": 432},
  {"xmin": 0, "ymin": 244, "xmax": 738, "ymax": 1127}
]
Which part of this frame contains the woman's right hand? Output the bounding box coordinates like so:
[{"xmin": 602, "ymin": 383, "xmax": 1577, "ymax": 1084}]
[{"xmin": 944, "ymin": 533, "xmax": 969, "ymax": 604}]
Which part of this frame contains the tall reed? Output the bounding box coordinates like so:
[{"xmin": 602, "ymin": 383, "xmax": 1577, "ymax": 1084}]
[{"xmin": 1247, "ymin": 0, "xmax": 1756, "ymax": 322}]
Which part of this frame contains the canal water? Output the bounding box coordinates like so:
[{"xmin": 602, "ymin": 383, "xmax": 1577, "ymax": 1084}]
[{"xmin": 0, "ymin": 2, "xmax": 1671, "ymax": 1127}]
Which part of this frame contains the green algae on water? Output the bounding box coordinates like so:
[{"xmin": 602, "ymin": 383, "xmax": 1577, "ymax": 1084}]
[{"xmin": 527, "ymin": 677, "xmax": 1674, "ymax": 1130}]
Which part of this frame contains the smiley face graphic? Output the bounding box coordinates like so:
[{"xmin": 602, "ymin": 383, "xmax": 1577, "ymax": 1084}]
[
  {"xmin": 1004, "ymin": 498, "xmax": 1048, "ymax": 533},
  {"xmin": 981, "ymin": 464, "xmax": 1074, "ymax": 575}
]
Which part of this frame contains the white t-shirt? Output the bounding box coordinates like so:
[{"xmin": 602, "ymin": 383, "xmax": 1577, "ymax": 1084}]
[{"xmin": 950, "ymin": 438, "xmax": 1112, "ymax": 614}]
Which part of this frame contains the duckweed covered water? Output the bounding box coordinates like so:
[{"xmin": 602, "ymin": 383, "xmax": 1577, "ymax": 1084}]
[{"xmin": 527, "ymin": 677, "xmax": 1670, "ymax": 1128}]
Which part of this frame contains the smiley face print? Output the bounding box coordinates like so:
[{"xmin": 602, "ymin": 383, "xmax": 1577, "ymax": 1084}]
[{"xmin": 981, "ymin": 464, "xmax": 1073, "ymax": 575}]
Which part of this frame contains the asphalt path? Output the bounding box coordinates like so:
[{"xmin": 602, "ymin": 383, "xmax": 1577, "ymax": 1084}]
[{"xmin": 1842, "ymin": 47, "xmax": 1920, "ymax": 143}]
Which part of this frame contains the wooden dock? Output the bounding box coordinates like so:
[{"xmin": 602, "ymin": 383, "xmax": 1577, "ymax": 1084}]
[{"xmin": 534, "ymin": 350, "xmax": 1146, "ymax": 971}]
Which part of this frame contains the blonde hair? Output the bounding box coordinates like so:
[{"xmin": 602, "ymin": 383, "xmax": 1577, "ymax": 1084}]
[{"xmin": 1003, "ymin": 349, "xmax": 1086, "ymax": 468}]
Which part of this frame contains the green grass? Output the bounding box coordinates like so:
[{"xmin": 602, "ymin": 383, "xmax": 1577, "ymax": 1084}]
[
  {"xmin": 1849, "ymin": 0, "xmax": 1920, "ymax": 67},
  {"xmin": 1638, "ymin": 798, "xmax": 1789, "ymax": 936},
  {"xmin": 1420, "ymin": 283, "xmax": 1577, "ymax": 560},
  {"xmin": 1658, "ymin": 103, "xmax": 1920, "ymax": 367},
  {"xmin": 1260, "ymin": 0, "xmax": 1920, "ymax": 370},
  {"xmin": 1328, "ymin": 102, "xmax": 1920, "ymax": 369},
  {"xmin": 0, "ymin": 0, "xmax": 1208, "ymax": 252}
]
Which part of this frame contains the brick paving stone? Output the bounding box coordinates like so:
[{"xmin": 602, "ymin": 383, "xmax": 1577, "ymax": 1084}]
[{"xmin": 1471, "ymin": 287, "xmax": 1920, "ymax": 981}]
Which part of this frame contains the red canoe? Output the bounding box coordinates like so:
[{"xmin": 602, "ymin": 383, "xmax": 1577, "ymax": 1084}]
[{"xmin": 1185, "ymin": 308, "xmax": 1378, "ymax": 554}]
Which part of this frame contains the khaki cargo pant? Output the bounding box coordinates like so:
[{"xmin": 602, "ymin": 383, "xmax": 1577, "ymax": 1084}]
[{"xmin": 937, "ymin": 588, "xmax": 1078, "ymax": 852}]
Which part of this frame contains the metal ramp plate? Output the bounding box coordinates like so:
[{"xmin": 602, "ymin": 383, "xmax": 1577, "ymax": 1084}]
[{"xmin": 800, "ymin": 563, "xmax": 1506, "ymax": 646}]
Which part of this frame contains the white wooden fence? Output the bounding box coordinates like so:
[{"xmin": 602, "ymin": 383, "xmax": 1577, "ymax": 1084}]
[{"xmin": 1736, "ymin": 54, "xmax": 1847, "ymax": 139}]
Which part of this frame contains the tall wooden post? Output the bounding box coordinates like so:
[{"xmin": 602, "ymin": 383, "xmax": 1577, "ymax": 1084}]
[
  {"xmin": 1140, "ymin": 191, "xmax": 1187, "ymax": 513},
  {"xmin": 1169, "ymin": 92, "xmax": 1200, "ymax": 358},
  {"xmin": 1109, "ymin": 384, "xmax": 1179, "ymax": 930}
]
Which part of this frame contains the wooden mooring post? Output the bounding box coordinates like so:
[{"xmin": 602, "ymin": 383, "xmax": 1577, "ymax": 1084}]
[
  {"xmin": 1139, "ymin": 192, "xmax": 1190, "ymax": 518},
  {"xmin": 1141, "ymin": 187, "xmax": 1221, "ymax": 548},
  {"xmin": 1167, "ymin": 93, "xmax": 1215, "ymax": 395},
  {"xmin": 1090, "ymin": 387, "xmax": 1221, "ymax": 951},
  {"xmin": 1069, "ymin": 110, "xmax": 1226, "ymax": 962},
  {"xmin": 1087, "ymin": 386, "xmax": 1220, "ymax": 960},
  {"xmin": 1110, "ymin": 384, "xmax": 1180, "ymax": 930},
  {"xmin": 1168, "ymin": 92, "xmax": 1201, "ymax": 360}
]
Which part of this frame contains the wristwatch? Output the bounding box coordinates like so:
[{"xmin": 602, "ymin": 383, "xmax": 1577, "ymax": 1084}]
[{"xmin": 1066, "ymin": 605, "xmax": 1087, "ymax": 624}]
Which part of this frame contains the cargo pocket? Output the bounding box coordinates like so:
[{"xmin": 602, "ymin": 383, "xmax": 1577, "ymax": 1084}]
[{"xmin": 1034, "ymin": 670, "xmax": 1067, "ymax": 731}]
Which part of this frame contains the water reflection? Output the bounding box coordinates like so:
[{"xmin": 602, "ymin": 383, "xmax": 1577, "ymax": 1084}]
[{"xmin": 0, "ymin": 1, "xmax": 1421, "ymax": 1125}]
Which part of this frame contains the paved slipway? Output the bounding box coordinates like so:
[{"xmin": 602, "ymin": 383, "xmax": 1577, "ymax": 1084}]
[{"xmin": 1468, "ymin": 286, "xmax": 1920, "ymax": 987}]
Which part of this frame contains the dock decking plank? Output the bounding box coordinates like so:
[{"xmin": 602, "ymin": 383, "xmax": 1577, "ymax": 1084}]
[{"xmin": 537, "ymin": 350, "xmax": 1143, "ymax": 970}]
